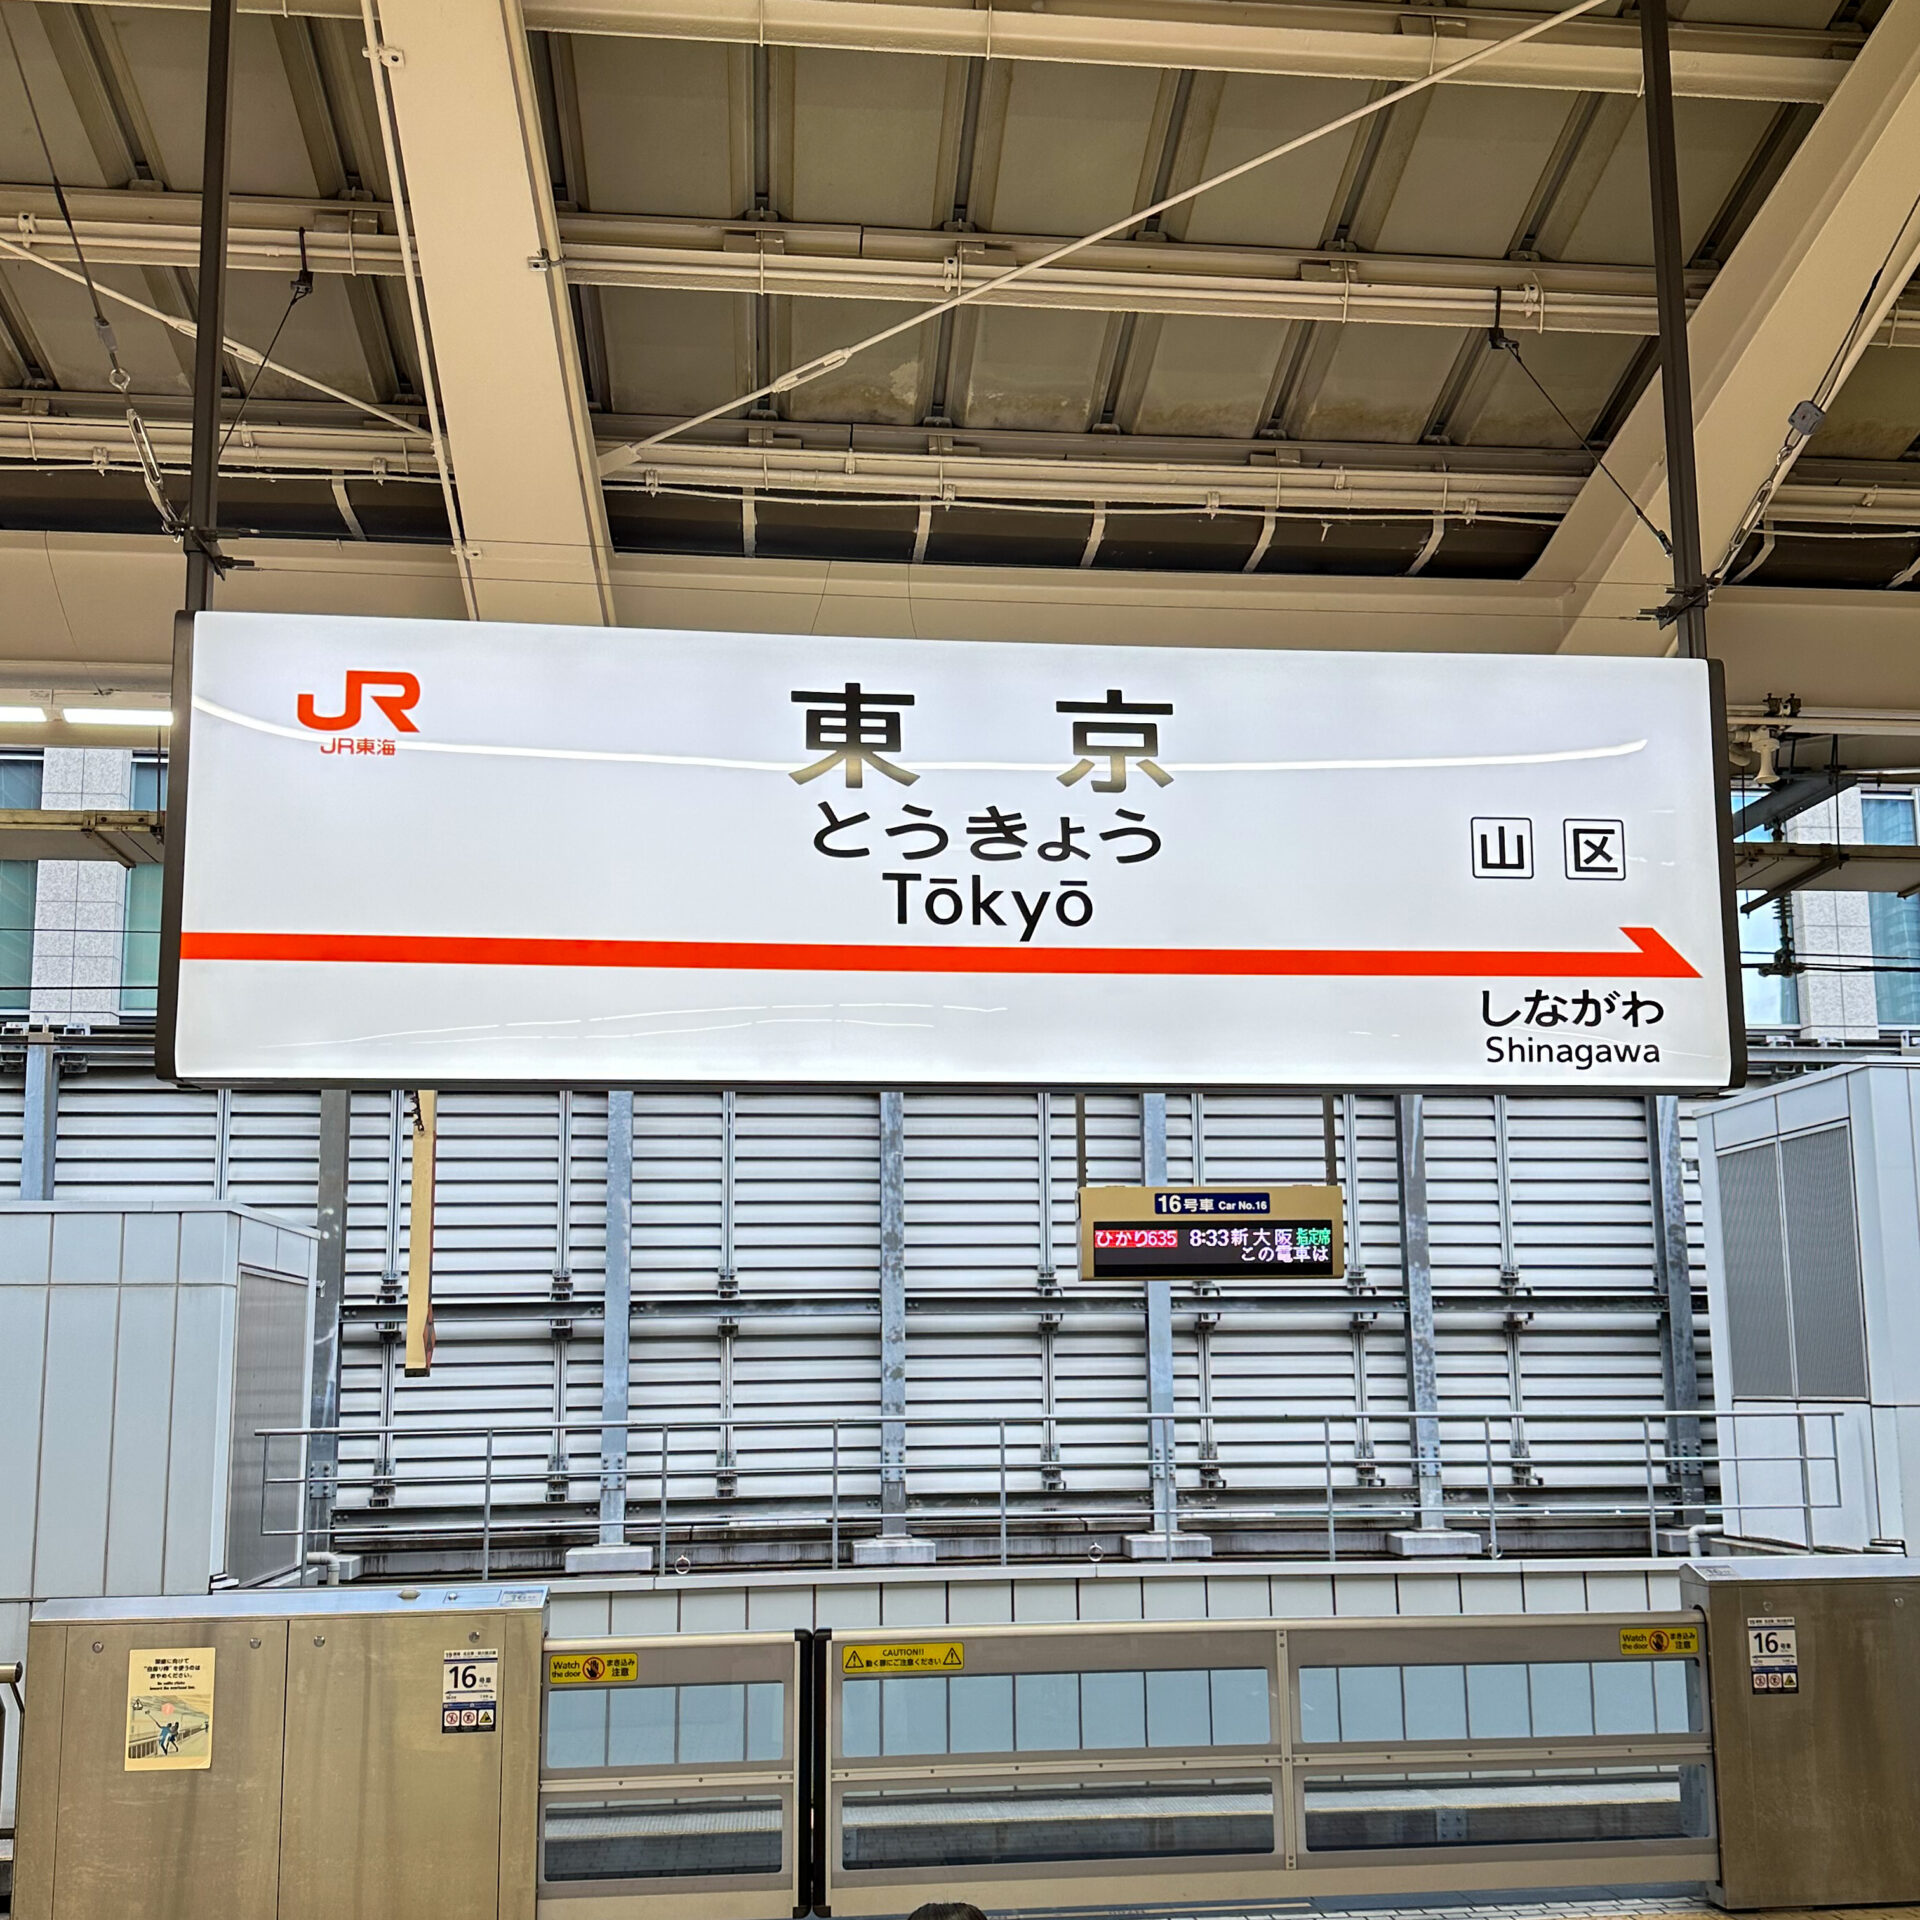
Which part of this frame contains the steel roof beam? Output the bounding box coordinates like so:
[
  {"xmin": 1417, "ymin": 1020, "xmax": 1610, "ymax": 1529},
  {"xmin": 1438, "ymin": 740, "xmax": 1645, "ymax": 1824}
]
[
  {"xmin": 1534, "ymin": 0, "xmax": 1920, "ymax": 647},
  {"xmin": 6, "ymin": 526, "xmax": 1920, "ymax": 731},
  {"xmin": 361, "ymin": 0, "xmax": 612, "ymax": 624},
  {"xmin": 1733, "ymin": 842, "xmax": 1920, "ymax": 908},
  {"xmin": 80, "ymin": 0, "xmax": 1856, "ymax": 101},
  {"xmin": 21, "ymin": 192, "xmax": 1920, "ymax": 345},
  {"xmin": 9, "ymin": 404, "xmax": 1920, "ymax": 530},
  {"xmin": 1732, "ymin": 768, "xmax": 1859, "ymax": 839},
  {"xmin": 61, "ymin": 0, "xmax": 1857, "ymax": 100}
]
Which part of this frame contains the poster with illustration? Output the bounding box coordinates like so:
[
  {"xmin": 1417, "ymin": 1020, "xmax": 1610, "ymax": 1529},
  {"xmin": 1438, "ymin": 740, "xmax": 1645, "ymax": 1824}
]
[{"xmin": 125, "ymin": 1647, "xmax": 215, "ymax": 1770}]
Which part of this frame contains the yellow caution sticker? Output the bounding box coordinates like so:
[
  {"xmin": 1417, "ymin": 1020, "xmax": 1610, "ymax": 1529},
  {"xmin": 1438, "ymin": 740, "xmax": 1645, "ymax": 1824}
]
[
  {"xmin": 1619, "ymin": 1625, "xmax": 1699, "ymax": 1657},
  {"xmin": 841, "ymin": 1641, "xmax": 965, "ymax": 1674},
  {"xmin": 548, "ymin": 1651, "xmax": 640, "ymax": 1687}
]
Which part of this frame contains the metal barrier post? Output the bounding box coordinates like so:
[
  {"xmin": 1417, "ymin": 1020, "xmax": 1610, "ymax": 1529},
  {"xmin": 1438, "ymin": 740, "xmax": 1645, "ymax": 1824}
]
[
  {"xmin": 481, "ymin": 1428, "xmax": 494, "ymax": 1579},
  {"xmin": 18, "ymin": 1033, "xmax": 57, "ymax": 1201},
  {"xmin": 1485, "ymin": 1417, "xmax": 1499, "ymax": 1559},
  {"xmin": 1648, "ymin": 1093, "xmax": 1704, "ymax": 1524},
  {"xmin": 1798, "ymin": 1411, "xmax": 1815, "ymax": 1548},
  {"xmin": 599, "ymin": 1090, "xmax": 634, "ymax": 1545},
  {"xmin": 1397, "ymin": 1094, "xmax": 1448, "ymax": 1534},
  {"xmin": 658, "ymin": 1426, "xmax": 670, "ymax": 1567},
  {"xmin": 999, "ymin": 1420, "xmax": 1009, "ymax": 1566},
  {"xmin": 295, "ymin": 1430, "xmax": 311, "ymax": 1578},
  {"xmin": 1323, "ymin": 1416, "xmax": 1336, "ymax": 1561},
  {"xmin": 307, "ymin": 1089, "xmax": 351, "ymax": 1559},
  {"xmin": 1138, "ymin": 1092, "xmax": 1188, "ymax": 1550},
  {"xmin": 1645, "ymin": 1417, "xmax": 1660, "ymax": 1556},
  {"xmin": 877, "ymin": 1091, "xmax": 911, "ymax": 1542}
]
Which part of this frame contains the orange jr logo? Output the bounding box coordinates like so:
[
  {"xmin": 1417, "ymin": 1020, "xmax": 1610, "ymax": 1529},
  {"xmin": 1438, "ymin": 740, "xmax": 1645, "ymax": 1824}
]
[{"xmin": 297, "ymin": 670, "xmax": 421, "ymax": 733}]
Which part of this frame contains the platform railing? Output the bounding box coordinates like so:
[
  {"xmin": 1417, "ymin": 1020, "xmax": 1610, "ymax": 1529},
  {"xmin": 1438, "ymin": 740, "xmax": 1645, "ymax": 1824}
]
[{"xmin": 253, "ymin": 1406, "xmax": 1841, "ymax": 1576}]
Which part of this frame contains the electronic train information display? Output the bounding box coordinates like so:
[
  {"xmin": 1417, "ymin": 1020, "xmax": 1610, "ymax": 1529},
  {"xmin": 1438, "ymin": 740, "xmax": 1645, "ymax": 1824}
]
[
  {"xmin": 1078, "ymin": 1184, "xmax": 1345, "ymax": 1283},
  {"xmin": 1092, "ymin": 1220, "xmax": 1337, "ymax": 1279}
]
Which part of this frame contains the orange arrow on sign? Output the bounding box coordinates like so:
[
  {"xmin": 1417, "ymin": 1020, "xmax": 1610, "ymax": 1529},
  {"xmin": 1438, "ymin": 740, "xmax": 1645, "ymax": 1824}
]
[{"xmin": 181, "ymin": 925, "xmax": 1699, "ymax": 980}]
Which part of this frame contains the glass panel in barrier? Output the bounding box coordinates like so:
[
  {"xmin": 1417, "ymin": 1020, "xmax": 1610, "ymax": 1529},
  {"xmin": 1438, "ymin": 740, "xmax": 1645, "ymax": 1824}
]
[
  {"xmin": 1016, "ymin": 1671, "xmax": 1080, "ymax": 1750},
  {"xmin": 840, "ymin": 1779, "xmax": 1276, "ymax": 1869},
  {"xmin": 883, "ymin": 1676, "xmax": 946, "ymax": 1756},
  {"xmin": 1403, "ymin": 1665, "xmax": 1467, "ymax": 1742},
  {"xmin": 542, "ymin": 1796, "xmax": 784, "ymax": 1880},
  {"xmin": 1592, "ymin": 1661, "xmax": 1657, "ymax": 1737},
  {"xmin": 1299, "ymin": 1666, "xmax": 1339, "ymax": 1744},
  {"xmin": 1338, "ymin": 1666, "xmax": 1404, "ymax": 1742},
  {"xmin": 1301, "ymin": 1765, "xmax": 1713, "ymax": 1852},
  {"xmin": 1528, "ymin": 1663, "xmax": 1595, "ymax": 1737},
  {"xmin": 844, "ymin": 1679, "xmax": 880, "ymax": 1757},
  {"xmin": 679, "ymin": 1683, "xmax": 747, "ymax": 1763},
  {"xmin": 547, "ymin": 1680, "xmax": 787, "ymax": 1769},
  {"xmin": 1081, "ymin": 1670, "xmax": 1146, "ymax": 1749},
  {"xmin": 1467, "ymin": 1664, "xmax": 1532, "ymax": 1739},
  {"xmin": 746, "ymin": 1679, "xmax": 785, "ymax": 1760},
  {"xmin": 1210, "ymin": 1667, "xmax": 1272, "ymax": 1746},
  {"xmin": 608, "ymin": 1686, "xmax": 675, "ymax": 1768},
  {"xmin": 1147, "ymin": 1668, "xmax": 1211, "ymax": 1747},
  {"xmin": 1301, "ymin": 1661, "xmax": 1701, "ymax": 1744},
  {"xmin": 843, "ymin": 1668, "xmax": 1274, "ymax": 1758},
  {"xmin": 1653, "ymin": 1659, "xmax": 1694, "ymax": 1733},
  {"xmin": 949, "ymin": 1674, "xmax": 1013, "ymax": 1753},
  {"xmin": 547, "ymin": 1687, "xmax": 610, "ymax": 1768}
]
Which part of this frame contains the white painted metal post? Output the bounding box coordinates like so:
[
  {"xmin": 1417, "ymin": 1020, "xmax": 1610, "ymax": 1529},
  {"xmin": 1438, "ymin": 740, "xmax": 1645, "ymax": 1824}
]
[
  {"xmin": 878, "ymin": 1090, "xmax": 908, "ymax": 1535},
  {"xmin": 1397, "ymin": 1094, "xmax": 1448, "ymax": 1533},
  {"xmin": 18, "ymin": 1038, "xmax": 55, "ymax": 1201},
  {"xmin": 307, "ymin": 1089, "xmax": 351, "ymax": 1559},
  {"xmin": 600, "ymin": 1089, "xmax": 633, "ymax": 1545},
  {"xmin": 1142, "ymin": 1091, "xmax": 1176, "ymax": 1537},
  {"xmin": 1648, "ymin": 1092, "xmax": 1705, "ymax": 1522}
]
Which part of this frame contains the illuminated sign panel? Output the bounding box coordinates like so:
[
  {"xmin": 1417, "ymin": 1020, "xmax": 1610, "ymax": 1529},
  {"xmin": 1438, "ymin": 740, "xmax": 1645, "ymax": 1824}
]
[
  {"xmin": 166, "ymin": 613, "xmax": 1740, "ymax": 1088},
  {"xmin": 1078, "ymin": 1185, "xmax": 1345, "ymax": 1281},
  {"xmin": 1091, "ymin": 1222, "xmax": 1337, "ymax": 1279}
]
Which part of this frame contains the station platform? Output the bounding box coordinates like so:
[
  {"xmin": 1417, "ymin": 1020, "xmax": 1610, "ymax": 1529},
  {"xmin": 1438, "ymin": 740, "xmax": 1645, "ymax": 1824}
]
[{"xmin": 1019, "ymin": 1904, "xmax": 1903, "ymax": 1920}]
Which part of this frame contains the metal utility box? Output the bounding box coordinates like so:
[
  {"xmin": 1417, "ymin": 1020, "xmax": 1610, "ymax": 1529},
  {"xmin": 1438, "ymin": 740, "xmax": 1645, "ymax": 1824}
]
[
  {"xmin": 13, "ymin": 1585, "xmax": 545, "ymax": 1920},
  {"xmin": 1696, "ymin": 1063, "xmax": 1920, "ymax": 1550},
  {"xmin": 1685, "ymin": 1556, "xmax": 1920, "ymax": 1910},
  {"xmin": 0, "ymin": 1203, "xmax": 318, "ymax": 1826}
]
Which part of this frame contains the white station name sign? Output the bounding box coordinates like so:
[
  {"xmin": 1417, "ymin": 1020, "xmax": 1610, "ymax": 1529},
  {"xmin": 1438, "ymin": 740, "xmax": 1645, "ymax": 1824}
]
[{"xmin": 169, "ymin": 612, "xmax": 1736, "ymax": 1088}]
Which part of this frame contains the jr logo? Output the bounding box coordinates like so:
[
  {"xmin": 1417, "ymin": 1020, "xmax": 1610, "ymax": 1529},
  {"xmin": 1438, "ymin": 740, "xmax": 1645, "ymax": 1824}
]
[{"xmin": 296, "ymin": 670, "xmax": 421, "ymax": 733}]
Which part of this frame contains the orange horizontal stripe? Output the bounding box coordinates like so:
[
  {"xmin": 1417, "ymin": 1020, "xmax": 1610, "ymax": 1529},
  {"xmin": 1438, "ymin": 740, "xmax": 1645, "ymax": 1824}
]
[{"xmin": 178, "ymin": 926, "xmax": 1699, "ymax": 979}]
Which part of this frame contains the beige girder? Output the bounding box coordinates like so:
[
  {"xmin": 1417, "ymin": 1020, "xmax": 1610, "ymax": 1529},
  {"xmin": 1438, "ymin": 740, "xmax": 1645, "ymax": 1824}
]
[
  {"xmin": 79, "ymin": 0, "xmax": 1858, "ymax": 101},
  {"xmin": 364, "ymin": 0, "xmax": 614, "ymax": 623}
]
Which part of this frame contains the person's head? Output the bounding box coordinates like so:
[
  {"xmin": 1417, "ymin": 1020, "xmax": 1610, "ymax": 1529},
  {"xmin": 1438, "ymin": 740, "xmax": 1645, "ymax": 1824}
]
[{"xmin": 906, "ymin": 1906, "xmax": 988, "ymax": 1920}]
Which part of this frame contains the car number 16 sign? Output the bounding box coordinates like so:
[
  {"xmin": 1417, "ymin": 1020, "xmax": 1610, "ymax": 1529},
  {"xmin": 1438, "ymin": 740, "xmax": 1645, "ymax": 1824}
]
[{"xmin": 165, "ymin": 613, "xmax": 1741, "ymax": 1089}]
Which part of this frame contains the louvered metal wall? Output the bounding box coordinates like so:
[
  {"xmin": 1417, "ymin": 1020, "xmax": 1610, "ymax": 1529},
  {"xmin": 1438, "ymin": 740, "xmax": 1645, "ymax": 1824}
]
[{"xmin": 30, "ymin": 1071, "xmax": 1714, "ymax": 1556}]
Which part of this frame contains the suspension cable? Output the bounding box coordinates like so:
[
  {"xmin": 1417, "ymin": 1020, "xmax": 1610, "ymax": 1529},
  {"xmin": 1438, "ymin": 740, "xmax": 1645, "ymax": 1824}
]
[{"xmin": 597, "ymin": 0, "xmax": 1616, "ymax": 476}]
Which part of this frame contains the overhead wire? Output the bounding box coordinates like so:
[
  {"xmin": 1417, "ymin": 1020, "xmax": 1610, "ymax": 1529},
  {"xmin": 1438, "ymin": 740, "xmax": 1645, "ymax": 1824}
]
[
  {"xmin": 3, "ymin": 6, "xmax": 140, "ymax": 684},
  {"xmin": 596, "ymin": 0, "xmax": 1617, "ymax": 474},
  {"xmin": 3, "ymin": 3, "xmax": 406, "ymax": 564},
  {"xmin": 0, "ymin": 6, "xmax": 130, "ymax": 395},
  {"xmin": 219, "ymin": 229, "xmax": 314, "ymax": 458},
  {"xmin": 0, "ymin": 231, "xmax": 427, "ymax": 434},
  {"xmin": 1486, "ymin": 291, "xmax": 1675, "ymax": 559}
]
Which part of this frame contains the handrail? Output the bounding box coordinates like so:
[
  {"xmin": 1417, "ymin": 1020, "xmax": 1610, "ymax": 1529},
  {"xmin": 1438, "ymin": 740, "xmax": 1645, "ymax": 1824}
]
[{"xmin": 251, "ymin": 1406, "xmax": 1842, "ymax": 1578}]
